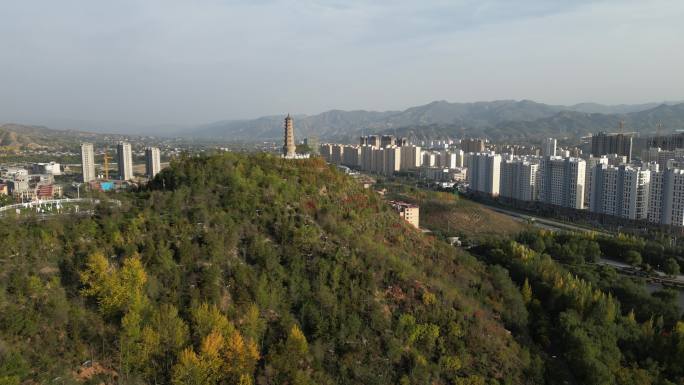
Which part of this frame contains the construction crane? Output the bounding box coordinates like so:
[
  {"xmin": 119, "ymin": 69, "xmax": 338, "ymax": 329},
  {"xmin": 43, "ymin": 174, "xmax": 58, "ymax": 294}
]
[{"xmin": 103, "ymin": 150, "xmax": 111, "ymax": 180}]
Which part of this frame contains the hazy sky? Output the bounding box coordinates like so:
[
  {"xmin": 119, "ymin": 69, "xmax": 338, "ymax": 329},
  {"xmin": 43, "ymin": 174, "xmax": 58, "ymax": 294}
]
[{"xmin": 1, "ymin": 0, "xmax": 683, "ymax": 129}]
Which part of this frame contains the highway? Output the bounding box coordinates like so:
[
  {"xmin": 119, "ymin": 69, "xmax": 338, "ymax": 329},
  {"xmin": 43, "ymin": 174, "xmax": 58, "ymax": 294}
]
[{"xmin": 484, "ymin": 204, "xmax": 609, "ymax": 235}]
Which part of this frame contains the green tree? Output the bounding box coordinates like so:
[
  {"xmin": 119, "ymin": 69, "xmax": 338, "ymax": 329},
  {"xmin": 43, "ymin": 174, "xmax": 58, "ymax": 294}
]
[
  {"xmin": 267, "ymin": 325, "xmax": 315, "ymax": 385},
  {"xmin": 625, "ymin": 250, "xmax": 642, "ymax": 267},
  {"xmin": 663, "ymin": 258, "xmax": 680, "ymax": 276}
]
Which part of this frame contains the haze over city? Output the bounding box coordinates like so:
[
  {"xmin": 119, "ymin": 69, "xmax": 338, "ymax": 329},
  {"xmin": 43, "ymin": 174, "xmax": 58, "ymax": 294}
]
[
  {"xmin": 5, "ymin": 1, "xmax": 684, "ymax": 384},
  {"xmin": 1, "ymin": 0, "xmax": 683, "ymax": 132}
]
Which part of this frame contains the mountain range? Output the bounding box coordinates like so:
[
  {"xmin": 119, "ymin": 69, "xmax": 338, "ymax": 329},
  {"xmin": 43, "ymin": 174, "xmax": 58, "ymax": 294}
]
[
  {"xmin": 3, "ymin": 100, "xmax": 684, "ymax": 144},
  {"xmin": 192, "ymin": 100, "xmax": 684, "ymax": 143},
  {"xmin": 0, "ymin": 123, "xmax": 163, "ymax": 152},
  {"xmin": 0, "ymin": 123, "xmax": 104, "ymax": 150}
]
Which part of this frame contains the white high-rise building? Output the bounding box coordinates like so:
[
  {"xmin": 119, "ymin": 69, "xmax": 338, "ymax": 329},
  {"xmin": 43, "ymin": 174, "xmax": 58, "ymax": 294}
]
[
  {"xmin": 360, "ymin": 145, "xmax": 374, "ymax": 171},
  {"xmin": 538, "ymin": 156, "xmax": 586, "ymax": 209},
  {"xmin": 319, "ymin": 144, "xmax": 333, "ymax": 162},
  {"xmin": 454, "ymin": 149, "xmax": 465, "ymax": 168},
  {"xmin": 145, "ymin": 147, "xmax": 161, "ymax": 179},
  {"xmin": 331, "ymin": 144, "xmax": 345, "ymax": 164},
  {"xmin": 589, "ymin": 165, "xmax": 650, "ymax": 220},
  {"xmin": 584, "ymin": 156, "xmax": 609, "ymax": 209},
  {"xmin": 342, "ymin": 145, "xmax": 361, "ymax": 167},
  {"xmin": 648, "ymin": 169, "xmax": 684, "ymax": 226},
  {"xmin": 383, "ymin": 146, "xmax": 401, "ymax": 176},
  {"xmin": 372, "ymin": 147, "xmax": 384, "ymax": 174},
  {"xmin": 439, "ymin": 150, "xmax": 460, "ymax": 169},
  {"xmin": 400, "ymin": 145, "xmax": 422, "ymax": 171},
  {"xmin": 542, "ymin": 138, "xmax": 557, "ymax": 157},
  {"xmin": 117, "ymin": 142, "xmax": 134, "ymax": 181},
  {"xmin": 500, "ymin": 159, "xmax": 538, "ymax": 202},
  {"xmin": 81, "ymin": 142, "xmax": 96, "ymax": 183},
  {"xmin": 467, "ymin": 152, "xmax": 502, "ymax": 197},
  {"xmin": 422, "ymin": 151, "xmax": 436, "ymax": 168}
]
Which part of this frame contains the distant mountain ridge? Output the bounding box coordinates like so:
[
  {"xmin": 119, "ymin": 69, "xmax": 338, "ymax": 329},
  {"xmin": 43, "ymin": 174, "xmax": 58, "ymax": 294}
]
[
  {"xmin": 192, "ymin": 100, "xmax": 684, "ymax": 142},
  {"xmin": 0, "ymin": 123, "xmax": 151, "ymax": 151},
  {"xmin": 0, "ymin": 123, "xmax": 98, "ymax": 149}
]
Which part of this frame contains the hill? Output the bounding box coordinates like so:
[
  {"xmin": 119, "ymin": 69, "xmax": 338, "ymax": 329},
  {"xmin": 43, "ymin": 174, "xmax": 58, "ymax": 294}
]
[
  {"xmin": 1, "ymin": 153, "xmax": 683, "ymax": 384},
  {"xmin": 0, "ymin": 153, "xmax": 535, "ymax": 384},
  {"xmin": 191, "ymin": 100, "xmax": 684, "ymax": 142},
  {"xmin": 383, "ymin": 104, "xmax": 684, "ymax": 143},
  {"xmin": 193, "ymin": 100, "xmax": 563, "ymax": 141},
  {"xmin": 0, "ymin": 123, "xmax": 102, "ymax": 150}
]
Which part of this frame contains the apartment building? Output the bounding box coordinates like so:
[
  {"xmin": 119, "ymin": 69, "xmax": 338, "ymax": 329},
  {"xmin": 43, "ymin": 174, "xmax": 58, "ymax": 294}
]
[{"xmin": 538, "ymin": 156, "xmax": 586, "ymax": 209}]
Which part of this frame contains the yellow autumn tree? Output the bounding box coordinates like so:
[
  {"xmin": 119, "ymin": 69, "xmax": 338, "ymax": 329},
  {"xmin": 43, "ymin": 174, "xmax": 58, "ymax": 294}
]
[
  {"xmin": 172, "ymin": 328, "xmax": 259, "ymax": 385},
  {"xmin": 521, "ymin": 278, "xmax": 532, "ymax": 304},
  {"xmin": 172, "ymin": 330, "xmax": 225, "ymax": 385},
  {"xmin": 223, "ymin": 329, "xmax": 260, "ymax": 382},
  {"xmin": 172, "ymin": 348, "xmax": 206, "ymax": 385},
  {"xmin": 286, "ymin": 324, "xmax": 309, "ymax": 359},
  {"xmin": 80, "ymin": 253, "xmax": 148, "ymax": 316}
]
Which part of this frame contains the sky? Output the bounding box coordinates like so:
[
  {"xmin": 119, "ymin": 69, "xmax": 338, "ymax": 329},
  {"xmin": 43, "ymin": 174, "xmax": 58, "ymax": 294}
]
[{"xmin": 1, "ymin": 0, "xmax": 683, "ymax": 132}]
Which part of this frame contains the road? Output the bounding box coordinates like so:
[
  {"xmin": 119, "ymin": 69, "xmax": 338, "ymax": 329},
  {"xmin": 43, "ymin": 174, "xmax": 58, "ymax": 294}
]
[
  {"xmin": 598, "ymin": 258, "xmax": 684, "ymax": 285},
  {"xmin": 484, "ymin": 205, "xmax": 609, "ymax": 235}
]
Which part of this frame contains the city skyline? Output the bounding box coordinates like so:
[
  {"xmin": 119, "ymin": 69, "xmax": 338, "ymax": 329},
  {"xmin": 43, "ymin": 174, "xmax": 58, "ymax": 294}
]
[{"xmin": 1, "ymin": 0, "xmax": 683, "ymax": 132}]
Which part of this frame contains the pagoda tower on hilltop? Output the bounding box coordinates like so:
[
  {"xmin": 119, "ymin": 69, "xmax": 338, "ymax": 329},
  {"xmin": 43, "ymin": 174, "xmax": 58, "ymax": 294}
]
[{"xmin": 283, "ymin": 114, "xmax": 296, "ymax": 158}]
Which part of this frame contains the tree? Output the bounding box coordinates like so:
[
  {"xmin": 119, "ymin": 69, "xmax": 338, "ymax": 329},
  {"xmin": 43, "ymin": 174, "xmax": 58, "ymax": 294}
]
[
  {"xmin": 80, "ymin": 253, "xmax": 148, "ymax": 316},
  {"xmin": 663, "ymin": 258, "xmax": 680, "ymax": 276},
  {"xmin": 223, "ymin": 329, "xmax": 260, "ymax": 383},
  {"xmin": 171, "ymin": 330, "xmax": 226, "ymax": 385},
  {"xmin": 171, "ymin": 328, "xmax": 258, "ymax": 385},
  {"xmin": 266, "ymin": 325, "xmax": 315, "ymax": 385},
  {"xmin": 625, "ymin": 250, "xmax": 642, "ymax": 267},
  {"xmin": 191, "ymin": 303, "xmax": 235, "ymax": 343},
  {"xmin": 149, "ymin": 304, "xmax": 190, "ymax": 379},
  {"xmin": 521, "ymin": 278, "xmax": 533, "ymax": 304}
]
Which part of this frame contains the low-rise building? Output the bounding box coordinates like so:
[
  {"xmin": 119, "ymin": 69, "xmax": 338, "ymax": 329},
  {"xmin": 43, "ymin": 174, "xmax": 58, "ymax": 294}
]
[
  {"xmin": 35, "ymin": 184, "xmax": 63, "ymax": 200},
  {"xmin": 390, "ymin": 201, "xmax": 420, "ymax": 229},
  {"xmin": 32, "ymin": 162, "xmax": 62, "ymax": 175},
  {"xmin": 420, "ymin": 167, "xmax": 467, "ymax": 182}
]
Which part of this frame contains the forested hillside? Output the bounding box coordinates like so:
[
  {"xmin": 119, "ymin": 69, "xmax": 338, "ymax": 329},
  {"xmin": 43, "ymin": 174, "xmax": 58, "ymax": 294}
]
[
  {"xmin": 0, "ymin": 153, "xmax": 535, "ymax": 384},
  {"xmin": 2, "ymin": 153, "xmax": 683, "ymax": 384}
]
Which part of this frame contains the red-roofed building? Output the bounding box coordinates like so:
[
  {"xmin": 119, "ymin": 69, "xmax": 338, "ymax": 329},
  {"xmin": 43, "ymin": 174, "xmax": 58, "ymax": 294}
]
[
  {"xmin": 35, "ymin": 185, "xmax": 62, "ymax": 200},
  {"xmin": 36, "ymin": 185, "xmax": 54, "ymax": 199}
]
